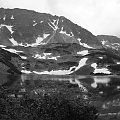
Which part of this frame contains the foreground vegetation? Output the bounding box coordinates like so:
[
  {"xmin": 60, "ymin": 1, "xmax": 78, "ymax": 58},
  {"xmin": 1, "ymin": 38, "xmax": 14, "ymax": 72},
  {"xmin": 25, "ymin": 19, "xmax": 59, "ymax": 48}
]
[{"xmin": 0, "ymin": 87, "xmax": 98, "ymax": 120}]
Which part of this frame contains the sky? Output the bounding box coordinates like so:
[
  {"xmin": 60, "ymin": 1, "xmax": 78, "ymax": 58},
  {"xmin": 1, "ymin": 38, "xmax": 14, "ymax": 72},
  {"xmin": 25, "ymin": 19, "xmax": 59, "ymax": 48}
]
[{"xmin": 0, "ymin": 0, "xmax": 120, "ymax": 37}]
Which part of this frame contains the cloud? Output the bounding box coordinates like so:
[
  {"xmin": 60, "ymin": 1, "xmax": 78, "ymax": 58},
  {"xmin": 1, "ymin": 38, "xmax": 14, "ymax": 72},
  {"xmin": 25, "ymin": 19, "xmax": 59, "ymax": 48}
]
[
  {"xmin": 0, "ymin": 0, "xmax": 49, "ymax": 13},
  {"xmin": 46, "ymin": 0, "xmax": 120, "ymax": 36}
]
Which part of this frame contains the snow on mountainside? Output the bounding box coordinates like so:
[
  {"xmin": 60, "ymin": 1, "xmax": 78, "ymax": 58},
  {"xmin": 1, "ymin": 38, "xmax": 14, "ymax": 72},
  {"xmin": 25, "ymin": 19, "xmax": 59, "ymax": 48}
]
[
  {"xmin": 97, "ymin": 35, "xmax": 120, "ymax": 59},
  {"xmin": 0, "ymin": 8, "xmax": 120, "ymax": 75},
  {"xmin": 97, "ymin": 35, "xmax": 120, "ymax": 51},
  {"xmin": 0, "ymin": 8, "xmax": 101, "ymax": 48}
]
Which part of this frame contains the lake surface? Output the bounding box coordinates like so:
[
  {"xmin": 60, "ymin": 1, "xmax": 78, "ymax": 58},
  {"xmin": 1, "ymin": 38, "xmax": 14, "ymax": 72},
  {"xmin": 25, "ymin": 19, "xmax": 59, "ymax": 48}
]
[{"xmin": 1, "ymin": 73, "xmax": 120, "ymax": 118}]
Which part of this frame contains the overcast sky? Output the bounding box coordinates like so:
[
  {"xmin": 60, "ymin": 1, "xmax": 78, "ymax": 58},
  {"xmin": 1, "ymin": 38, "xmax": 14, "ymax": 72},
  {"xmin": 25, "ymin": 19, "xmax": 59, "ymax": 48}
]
[{"xmin": 1, "ymin": 0, "xmax": 120, "ymax": 37}]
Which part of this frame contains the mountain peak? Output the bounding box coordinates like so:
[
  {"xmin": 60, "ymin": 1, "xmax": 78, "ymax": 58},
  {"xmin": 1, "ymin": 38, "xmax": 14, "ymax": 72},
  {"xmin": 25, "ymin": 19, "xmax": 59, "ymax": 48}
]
[{"xmin": 0, "ymin": 8, "xmax": 101, "ymax": 48}]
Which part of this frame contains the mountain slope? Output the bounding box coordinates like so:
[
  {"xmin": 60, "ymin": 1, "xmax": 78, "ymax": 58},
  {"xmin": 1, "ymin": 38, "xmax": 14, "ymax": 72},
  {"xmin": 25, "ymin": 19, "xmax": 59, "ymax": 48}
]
[
  {"xmin": 0, "ymin": 8, "xmax": 120, "ymax": 75},
  {"xmin": 0, "ymin": 8, "xmax": 102, "ymax": 48},
  {"xmin": 97, "ymin": 35, "xmax": 120, "ymax": 51}
]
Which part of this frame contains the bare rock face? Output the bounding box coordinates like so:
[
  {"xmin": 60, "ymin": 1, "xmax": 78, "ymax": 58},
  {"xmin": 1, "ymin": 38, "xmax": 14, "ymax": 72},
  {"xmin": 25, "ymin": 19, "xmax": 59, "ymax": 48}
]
[{"xmin": 0, "ymin": 8, "xmax": 120, "ymax": 75}]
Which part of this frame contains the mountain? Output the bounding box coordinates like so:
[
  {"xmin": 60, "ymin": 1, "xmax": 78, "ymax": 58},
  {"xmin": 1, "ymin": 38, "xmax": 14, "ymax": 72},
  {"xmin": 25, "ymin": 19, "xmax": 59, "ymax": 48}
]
[
  {"xmin": 97, "ymin": 35, "xmax": 120, "ymax": 52},
  {"xmin": 0, "ymin": 8, "xmax": 120, "ymax": 75},
  {"xmin": 97, "ymin": 35, "xmax": 120, "ymax": 74}
]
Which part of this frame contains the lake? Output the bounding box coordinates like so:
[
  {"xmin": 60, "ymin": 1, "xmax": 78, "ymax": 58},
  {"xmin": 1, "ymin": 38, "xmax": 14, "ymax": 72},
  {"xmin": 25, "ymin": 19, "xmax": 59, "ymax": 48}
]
[{"xmin": 1, "ymin": 73, "xmax": 120, "ymax": 119}]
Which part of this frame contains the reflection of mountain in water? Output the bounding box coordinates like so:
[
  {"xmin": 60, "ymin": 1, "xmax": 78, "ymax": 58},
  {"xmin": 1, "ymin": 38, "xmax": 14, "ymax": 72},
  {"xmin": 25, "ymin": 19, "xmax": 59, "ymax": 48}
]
[
  {"xmin": 1, "ymin": 74, "xmax": 120, "ymax": 98},
  {"xmin": 1, "ymin": 74, "xmax": 120, "ymax": 114}
]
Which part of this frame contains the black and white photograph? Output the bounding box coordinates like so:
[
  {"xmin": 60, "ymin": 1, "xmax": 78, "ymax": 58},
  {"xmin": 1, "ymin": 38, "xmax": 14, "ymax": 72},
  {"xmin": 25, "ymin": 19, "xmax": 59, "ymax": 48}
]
[{"xmin": 0, "ymin": 0, "xmax": 120, "ymax": 120}]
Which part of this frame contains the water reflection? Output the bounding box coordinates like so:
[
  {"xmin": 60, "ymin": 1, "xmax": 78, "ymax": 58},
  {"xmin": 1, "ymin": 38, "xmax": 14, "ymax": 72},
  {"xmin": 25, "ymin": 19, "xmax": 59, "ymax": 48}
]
[
  {"xmin": 20, "ymin": 74, "xmax": 120, "ymax": 97},
  {"xmin": 91, "ymin": 76, "xmax": 111, "ymax": 88},
  {"xmin": 1, "ymin": 73, "xmax": 120, "ymax": 116},
  {"xmin": 21, "ymin": 74, "xmax": 88, "ymax": 92},
  {"xmin": 1, "ymin": 73, "xmax": 120, "ymax": 100}
]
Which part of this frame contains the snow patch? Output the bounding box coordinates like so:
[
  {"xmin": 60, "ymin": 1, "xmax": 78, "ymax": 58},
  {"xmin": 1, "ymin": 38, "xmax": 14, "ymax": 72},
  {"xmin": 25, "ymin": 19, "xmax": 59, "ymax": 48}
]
[
  {"xmin": 3, "ymin": 15, "xmax": 6, "ymax": 21},
  {"xmin": 73, "ymin": 58, "xmax": 88, "ymax": 72},
  {"xmin": 6, "ymin": 25, "xmax": 14, "ymax": 34},
  {"xmin": 60, "ymin": 27, "xmax": 74, "ymax": 37},
  {"xmin": 91, "ymin": 63, "xmax": 111, "ymax": 74},
  {"xmin": 94, "ymin": 68, "xmax": 111, "ymax": 74},
  {"xmin": 48, "ymin": 19, "xmax": 59, "ymax": 31},
  {"xmin": 21, "ymin": 70, "xmax": 32, "ymax": 74},
  {"xmin": 33, "ymin": 23, "xmax": 37, "ymax": 26},
  {"xmin": 0, "ymin": 24, "xmax": 14, "ymax": 34},
  {"xmin": 20, "ymin": 58, "xmax": 88, "ymax": 75},
  {"xmin": 101, "ymin": 39, "xmax": 107, "ymax": 45},
  {"xmin": 0, "ymin": 45, "xmax": 6, "ymax": 47},
  {"xmin": 33, "ymin": 70, "xmax": 71, "ymax": 75},
  {"xmin": 117, "ymin": 86, "xmax": 120, "ymax": 89},
  {"xmin": 43, "ymin": 53, "xmax": 52, "ymax": 56},
  {"xmin": 32, "ymin": 58, "xmax": 88, "ymax": 75},
  {"xmin": 99, "ymin": 57, "xmax": 103, "ymax": 59},
  {"xmin": 11, "ymin": 15, "xmax": 14, "ymax": 19},
  {"xmin": 16, "ymin": 34, "xmax": 49, "ymax": 47},
  {"xmin": 78, "ymin": 38, "xmax": 93, "ymax": 48},
  {"xmin": 117, "ymin": 62, "xmax": 120, "ymax": 64},
  {"xmin": 36, "ymin": 34, "xmax": 49, "ymax": 44},
  {"xmin": 2, "ymin": 48, "xmax": 23, "ymax": 54},
  {"xmin": 33, "ymin": 54, "xmax": 46, "ymax": 59},
  {"xmin": 48, "ymin": 56, "xmax": 59, "ymax": 60},
  {"xmin": 20, "ymin": 56, "xmax": 27, "ymax": 59},
  {"xmin": 9, "ymin": 34, "xmax": 49, "ymax": 47},
  {"xmin": 33, "ymin": 53, "xmax": 60, "ymax": 60},
  {"xmin": 77, "ymin": 50, "xmax": 89, "ymax": 56},
  {"xmin": 9, "ymin": 38, "xmax": 18, "ymax": 46}
]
